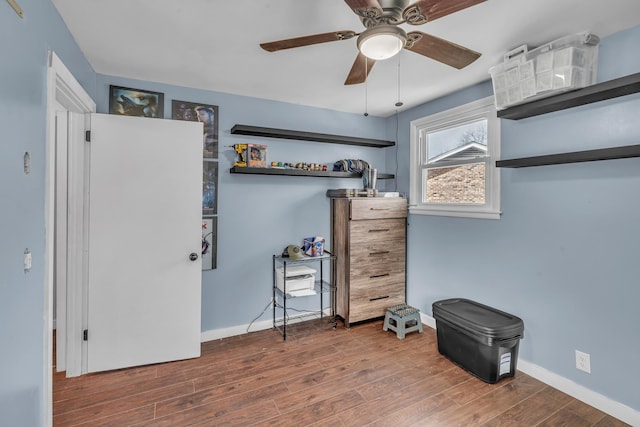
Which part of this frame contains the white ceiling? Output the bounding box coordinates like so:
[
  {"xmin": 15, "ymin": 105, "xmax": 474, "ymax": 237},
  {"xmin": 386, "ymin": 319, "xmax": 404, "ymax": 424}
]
[{"xmin": 52, "ymin": 0, "xmax": 640, "ymax": 117}]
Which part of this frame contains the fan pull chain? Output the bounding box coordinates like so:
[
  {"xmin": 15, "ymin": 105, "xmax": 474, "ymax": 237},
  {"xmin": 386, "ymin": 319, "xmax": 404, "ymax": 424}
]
[
  {"xmin": 395, "ymin": 53, "xmax": 403, "ymax": 108},
  {"xmin": 364, "ymin": 57, "xmax": 369, "ymax": 117}
]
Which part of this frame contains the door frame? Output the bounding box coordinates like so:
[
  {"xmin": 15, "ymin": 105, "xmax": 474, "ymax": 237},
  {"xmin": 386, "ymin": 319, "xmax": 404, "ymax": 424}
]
[{"xmin": 44, "ymin": 51, "xmax": 95, "ymax": 425}]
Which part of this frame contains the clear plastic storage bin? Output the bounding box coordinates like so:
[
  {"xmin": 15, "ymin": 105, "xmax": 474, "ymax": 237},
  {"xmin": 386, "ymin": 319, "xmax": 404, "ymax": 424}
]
[{"xmin": 489, "ymin": 32, "xmax": 599, "ymax": 110}]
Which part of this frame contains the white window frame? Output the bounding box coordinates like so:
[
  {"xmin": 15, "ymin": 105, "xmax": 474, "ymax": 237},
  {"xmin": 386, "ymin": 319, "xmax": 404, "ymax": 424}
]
[{"xmin": 409, "ymin": 96, "xmax": 501, "ymax": 219}]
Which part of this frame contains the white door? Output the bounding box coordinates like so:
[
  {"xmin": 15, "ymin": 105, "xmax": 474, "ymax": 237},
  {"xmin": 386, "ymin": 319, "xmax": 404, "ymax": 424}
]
[{"xmin": 86, "ymin": 113, "xmax": 203, "ymax": 373}]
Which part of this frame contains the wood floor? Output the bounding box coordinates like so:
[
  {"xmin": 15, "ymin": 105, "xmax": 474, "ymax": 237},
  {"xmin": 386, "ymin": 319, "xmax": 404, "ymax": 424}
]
[{"xmin": 53, "ymin": 319, "xmax": 628, "ymax": 426}]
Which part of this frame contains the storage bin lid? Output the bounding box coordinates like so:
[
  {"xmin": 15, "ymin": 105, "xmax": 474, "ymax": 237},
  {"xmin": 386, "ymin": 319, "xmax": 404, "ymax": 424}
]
[{"xmin": 433, "ymin": 298, "xmax": 524, "ymax": 340}]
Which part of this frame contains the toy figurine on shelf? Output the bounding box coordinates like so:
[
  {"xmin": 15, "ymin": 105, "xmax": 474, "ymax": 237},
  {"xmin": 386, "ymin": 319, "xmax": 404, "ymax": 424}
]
[
  {"xmin": 232, "ymin": 144, "xmax": 247, "ymax": 167},
  {"xmin": 269, "ymin": 162, "xmax": 329, "ymax": 171}
]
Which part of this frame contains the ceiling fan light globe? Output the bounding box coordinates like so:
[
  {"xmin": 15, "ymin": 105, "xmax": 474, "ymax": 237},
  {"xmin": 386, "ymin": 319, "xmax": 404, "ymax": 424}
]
[
  {"xmin": 357, "ymin": 25, "xmax": 407, "ymax": 60},
  {"xmin": 360, "ymin": 35, "xmax": 403, "ymax": 59}
]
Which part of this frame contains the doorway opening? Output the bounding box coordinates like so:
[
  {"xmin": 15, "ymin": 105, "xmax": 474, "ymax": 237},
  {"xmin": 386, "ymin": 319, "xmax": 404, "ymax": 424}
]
[{"xmin": 45, "ymin": 51, "xmax": 96, "ymax": 425}]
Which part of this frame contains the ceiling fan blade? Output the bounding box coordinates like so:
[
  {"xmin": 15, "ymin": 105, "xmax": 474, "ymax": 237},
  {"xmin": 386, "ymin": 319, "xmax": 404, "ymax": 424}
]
[
  {"xmin": 402, "ymin": 0, "xmax": 486, "ymax": 25},
  {"xmin": 343, "ymin": 0, "xmax": 383, "ymax": 19},
  {"xmin": 405, "ymin": 31, "xmax": 480, "ymax": 69},
  {"xmin": 260, "ymin": 31, "xmax": 356, "ymax": 52},
  {"xmin": 344, "ymin": 53, "xmax": 376, "ymax": 85}
]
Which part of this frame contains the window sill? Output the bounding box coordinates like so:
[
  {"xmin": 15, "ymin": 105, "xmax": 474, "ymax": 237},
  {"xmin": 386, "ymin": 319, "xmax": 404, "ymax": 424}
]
[{"xmin": 409, "ymin": 206, "xmax": 501, "ymax": 220}]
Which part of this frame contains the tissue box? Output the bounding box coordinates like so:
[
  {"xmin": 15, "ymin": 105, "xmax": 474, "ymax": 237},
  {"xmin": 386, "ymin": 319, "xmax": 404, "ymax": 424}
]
[
  {"xmin": 303, "ymin": 237, "xmax": 325, "ymax": 257},
  {"xmin": 489, "ymin": 32, "xmax": 599, "ymax": 110},
  {"xmin": 275, "ymin": 265, "xmax": 316, "ymax": 293}
]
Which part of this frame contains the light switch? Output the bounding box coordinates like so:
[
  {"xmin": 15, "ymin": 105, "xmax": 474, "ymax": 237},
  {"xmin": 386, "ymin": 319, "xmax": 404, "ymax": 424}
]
[{"xmin": 24, "ymin": 249, "xmax": 31, "ymax": 272}]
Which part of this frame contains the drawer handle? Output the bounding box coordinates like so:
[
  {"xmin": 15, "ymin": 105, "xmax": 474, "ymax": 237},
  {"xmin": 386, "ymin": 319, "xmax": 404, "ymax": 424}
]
[
  {"xmin": 369, "ymin": 251, "xmax": 389, "ymax": 256},
  {"xmin": 370, "ymin": 273, "xmax": 390, "ymax": 279},
  {"xmin": 370, "ymin": 208, "xmax": 390, "ymax": 211},
  {"xmin": 368, "ymin": 229, "xmax": 389, "ymax": 233},
  {"xmin": 369, "ymin": 295, "xmax": 390, "ymax": 301}
]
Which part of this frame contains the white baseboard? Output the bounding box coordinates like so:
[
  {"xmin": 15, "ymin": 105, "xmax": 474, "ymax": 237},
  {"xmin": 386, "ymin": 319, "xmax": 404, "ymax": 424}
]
[
  {"xmin": 420, "ymin": 312, "xmax": 437, "ymax": 329},
  {"xmin": 201, "ymin": 318, "xmax": 271, "ymax": 342},
  {"xmin": 517, "ymin": 359, "xmax": 640, "ymax": 425},
  {"xmin": 200, "ymin": 310, "xmax": 330, "ymax": 342},
  {"xmin": 420, "ymin": 313, "xmax": 640, "ymax": 425}
]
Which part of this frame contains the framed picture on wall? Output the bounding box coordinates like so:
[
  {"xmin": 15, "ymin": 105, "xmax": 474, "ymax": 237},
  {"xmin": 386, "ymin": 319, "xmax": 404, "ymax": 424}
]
[
  {"xmin": 172, "ymin": 100, "xmax": 219, "ymax": 159},
  {"xmin": 202, "ymin": 161, "xmax": 218, "ymax": 216},
  {"xmin": 247, "ymin": 144, "xmax": 267, "ymax": 167},
  {"xmin": 109, "ymin": 85, "xmax": 164, "ymax": 118},
  {"xmin": 202, "ymin": 217, "xmax": 217, "ymax": 270}
]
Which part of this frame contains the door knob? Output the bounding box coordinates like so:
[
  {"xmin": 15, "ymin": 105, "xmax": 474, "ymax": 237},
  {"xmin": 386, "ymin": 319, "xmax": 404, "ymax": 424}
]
[{"xmin": 189, "ymin": 252, "xmax": 199, "ymax": 261}]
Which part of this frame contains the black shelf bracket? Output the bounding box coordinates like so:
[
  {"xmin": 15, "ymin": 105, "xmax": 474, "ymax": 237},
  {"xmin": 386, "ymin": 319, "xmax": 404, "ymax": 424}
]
[
  {"xmin": 496, "ymin": 144, "xmax": 640, "ymax": 168},
  {"xmin": 230, "ymin": 124, "xmax": 395, "ymax": 148}
]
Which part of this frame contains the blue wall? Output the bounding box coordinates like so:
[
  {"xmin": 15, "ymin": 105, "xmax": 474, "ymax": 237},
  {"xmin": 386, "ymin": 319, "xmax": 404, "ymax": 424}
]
[
  {"xmin": 0, "ymin": 0, "xmax": 95, "ymax": 425},
  {"xmin": 395, "ymin": 25, "xmax": 640, "ymax": 412}
]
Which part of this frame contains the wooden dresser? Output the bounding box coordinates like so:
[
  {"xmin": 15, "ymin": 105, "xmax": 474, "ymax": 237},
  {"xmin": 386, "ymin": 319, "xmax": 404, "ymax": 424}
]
[{"xmin": 330, "ymin": 197, "xmax": 407, "ymax": 326}]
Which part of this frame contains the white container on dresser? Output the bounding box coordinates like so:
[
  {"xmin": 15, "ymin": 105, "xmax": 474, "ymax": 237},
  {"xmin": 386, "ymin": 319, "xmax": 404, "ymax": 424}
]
[{"xmin": 330, "ymin": 197, "xmax": 407, "ymax": 326}]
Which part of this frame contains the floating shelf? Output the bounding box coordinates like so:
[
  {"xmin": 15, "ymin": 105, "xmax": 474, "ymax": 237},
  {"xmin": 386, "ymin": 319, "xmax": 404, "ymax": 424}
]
[
  {"xmin": 496, "ymin": 144, "xmax": 640, "ymax": 168},
  {"xmin": 230, "ymin": 166, "xmax": 394, "ymax": 179},
  {"xmin": 496, "ymin": 72, "xmax": 640, "ymax": 167},
  {"xmin": 230, "ymin": 124, "xmax": 395, "ymax": 148},
  {"xmin": 497, "ymin": 72, "xmax": 640, "ymax": 120}
]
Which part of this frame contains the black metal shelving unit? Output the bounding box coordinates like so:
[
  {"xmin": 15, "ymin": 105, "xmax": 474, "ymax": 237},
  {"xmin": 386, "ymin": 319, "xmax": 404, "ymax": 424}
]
[{"xmin": 272, "ymin": 252, "xmax": 337, "ymax": 341}]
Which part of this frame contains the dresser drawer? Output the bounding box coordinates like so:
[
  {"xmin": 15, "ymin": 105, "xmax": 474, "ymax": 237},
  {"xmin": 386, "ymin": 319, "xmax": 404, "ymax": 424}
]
[
  {"xmin": 350, "ymin": 218, "xmax": 405, "ymax": 243},
  {"xmin": 350, "ymin": 198, "xmax": 407, "ymax": 220},
  {"xmin": 349, "ymin": 239, "xmax": 405, "ymax": 266},
  {"xmin": 350, "ymin": 280, "xmax": 404, "ymax": 301},
  {"xmin": 348, "ymin": 282, "xmax": 405, "ymax": 323},
  {"xmin": 350, "ymin": 259, "xmax": 405, "ymax": 286}
]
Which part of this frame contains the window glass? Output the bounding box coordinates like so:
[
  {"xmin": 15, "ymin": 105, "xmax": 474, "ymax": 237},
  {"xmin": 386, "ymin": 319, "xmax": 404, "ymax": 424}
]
[
  {"xmin": 409, "ymin": 97, "xmax": 500, "ymax": 219},
  {"xmin": 424, "ymin": 163, "xmax": 485, "ymax": 205},
  {"xmin": 426, "ymin": 120, "xmax": 488, "ymax": 164}
]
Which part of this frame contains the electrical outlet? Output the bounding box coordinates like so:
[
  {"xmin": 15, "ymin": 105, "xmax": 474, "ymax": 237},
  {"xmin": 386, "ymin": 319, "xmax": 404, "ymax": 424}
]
[{"xmin": 575, "ymin": 350, "xmax": 591, "ymax": 373}]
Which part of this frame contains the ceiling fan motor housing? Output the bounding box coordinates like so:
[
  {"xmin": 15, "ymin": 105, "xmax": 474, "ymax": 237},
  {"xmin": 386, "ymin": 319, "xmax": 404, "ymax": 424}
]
[{"xmin": 358, "ymin": 0, "xmax": 411, "ymax": 27}]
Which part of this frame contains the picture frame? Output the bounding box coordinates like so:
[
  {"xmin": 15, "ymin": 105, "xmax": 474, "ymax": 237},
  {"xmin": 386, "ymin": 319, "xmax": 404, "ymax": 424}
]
[
  {"xmin": 247, "ymin": 143, "xmax": 267, "ymax": 168},
  {"xmin": 202, "ymin": 217, "xmax": 217, "ymax": 270},
  {"xmin": 202, "ymin": 161, "xmax": 218, "ymax": 216},
  {"xmin": 172, "ymin": 100, "xmax": 219, "ymax": 159},
  {"xmin": 109, "ymin": 85, "xmax": 164, "ymax": 118}
]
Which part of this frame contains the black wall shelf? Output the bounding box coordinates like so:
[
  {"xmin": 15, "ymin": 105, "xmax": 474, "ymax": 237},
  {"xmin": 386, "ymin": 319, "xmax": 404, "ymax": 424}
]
[
  {"xmin": 497, "ymin": 72, "xmax": 640, "ymax": 120},
  {"xmin": 496, "ymin": 72, "xmax": 640, "ymax": 167},
  {"xmin": 496, "ymin": 144, "xmax": 640, "ymax": 168},
  {"xmin": 230, "ymin": 166, "xmax": 394, "ymax": 179},
  {"xmin": 230, "ymin": 124, "xmax": 395, "ymax": 148}
]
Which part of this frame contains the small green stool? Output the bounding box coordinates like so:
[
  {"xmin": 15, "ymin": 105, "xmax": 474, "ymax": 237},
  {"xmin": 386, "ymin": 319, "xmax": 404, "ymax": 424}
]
[{"xmin": 383, "ymin": 304, "xmax": 423, "ymax": 339}]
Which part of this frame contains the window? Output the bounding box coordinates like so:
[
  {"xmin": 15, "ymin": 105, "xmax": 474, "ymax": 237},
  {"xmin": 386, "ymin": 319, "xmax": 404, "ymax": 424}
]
[{"xmin": 409, "ymin": 96, "xmax": 501, "ymax": 219}]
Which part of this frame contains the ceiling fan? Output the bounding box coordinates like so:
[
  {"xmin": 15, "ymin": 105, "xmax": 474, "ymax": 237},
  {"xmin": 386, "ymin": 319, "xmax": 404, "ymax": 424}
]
[{"xmin": 260, "ymin": 0, "xmax": 486, "ymax": 85}]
